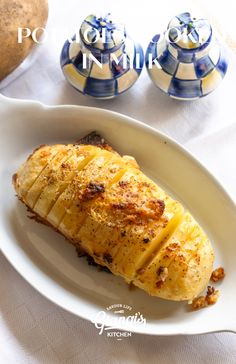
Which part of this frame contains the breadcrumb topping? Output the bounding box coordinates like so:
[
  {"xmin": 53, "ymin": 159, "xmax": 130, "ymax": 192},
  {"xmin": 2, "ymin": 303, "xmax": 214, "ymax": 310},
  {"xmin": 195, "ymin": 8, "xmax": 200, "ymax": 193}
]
[
  {"xmin": 191, "ymin": 295, "xmax": 208, "ymax": 310},
  {"xmin": 156, "ymin": 266, "xmax": 168, "ymax": 288},
  {"xmin": 205, "ymin": 286, "xmax": 219, "ymax": 305},
  {"xmin": 191, "ymin": 286, "xmax": 219, "ymax": 310},
  {"xmin": 210, "ymin": 267, "xmax": 225, "ymax": 282}
]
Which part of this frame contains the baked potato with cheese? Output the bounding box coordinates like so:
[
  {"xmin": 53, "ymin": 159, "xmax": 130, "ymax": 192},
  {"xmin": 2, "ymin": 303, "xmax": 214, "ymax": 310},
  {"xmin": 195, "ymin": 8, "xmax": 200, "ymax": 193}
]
[{"xmin": 12, "ymin": 133, "xmax": 214, "ymax": 301}]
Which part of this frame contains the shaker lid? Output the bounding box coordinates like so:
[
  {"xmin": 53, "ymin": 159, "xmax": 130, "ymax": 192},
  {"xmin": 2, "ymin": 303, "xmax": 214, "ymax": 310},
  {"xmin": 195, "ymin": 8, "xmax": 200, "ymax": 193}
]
[
  {"xmin": 80, "ymin": 13, "xmax": 126, "ymax": 52},
  {"xmin": 167, "ymin": 12, "xmax": 212, "ymax": 50}
]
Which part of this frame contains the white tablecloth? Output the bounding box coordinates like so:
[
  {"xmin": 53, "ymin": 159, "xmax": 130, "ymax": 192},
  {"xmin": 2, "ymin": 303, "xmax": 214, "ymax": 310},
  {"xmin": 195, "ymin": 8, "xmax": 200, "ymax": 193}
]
[{"xmin": 1, "ymin": 0, "xmax": 236, "ymax": 363}]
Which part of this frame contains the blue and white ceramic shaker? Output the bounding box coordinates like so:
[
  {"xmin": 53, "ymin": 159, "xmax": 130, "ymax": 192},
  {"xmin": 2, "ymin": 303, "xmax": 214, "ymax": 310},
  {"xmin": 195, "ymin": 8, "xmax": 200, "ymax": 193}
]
[
  {"xmin": 146, "ymin": 12, "xmax": 228, "ymax": 100},
  {"xmin": 61, "ymin": 13, "xmax": 144, "ymax": 99}
]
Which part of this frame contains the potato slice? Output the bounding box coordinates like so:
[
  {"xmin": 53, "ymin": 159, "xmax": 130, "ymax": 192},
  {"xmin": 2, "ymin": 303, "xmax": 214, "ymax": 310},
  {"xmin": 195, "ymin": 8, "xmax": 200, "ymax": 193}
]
[
  {"xmin": 116, "ymin": 201, "xmax": 183, "ymax": 279},
  {"xmin": 46, "ymin": 147, "xmax": 101, "ymax": 228},
  {"xmin": 58, "ymin": 150, "xmax": 117, "ymax": 239},
  {"xmin": 14, "ymin": 145, "xmax": 62, "ymax": 199},
  {"xmin": 34, "ymin": 145, "xmax": 96, "ymax": 218},
  {"xmin": 25, "ymin": 146, "xmax": 73, "ymax": 209},
  {"xmin": 134, "ymin": 212, "xmax": 214, "ymax": 300},
  {"xmin": 106, "ymin": 170, "xmax": 184, "ymax": 278},
  {"xmin": 67, "ymin": 155, "xmax": 127, "ymax": 243}
]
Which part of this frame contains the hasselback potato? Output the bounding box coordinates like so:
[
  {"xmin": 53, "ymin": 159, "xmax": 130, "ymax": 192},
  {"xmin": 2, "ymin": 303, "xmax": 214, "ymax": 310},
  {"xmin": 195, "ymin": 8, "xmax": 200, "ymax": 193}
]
[{"xmin": 12, "ymin": 134, "xmax": 214, "ymax": 301}]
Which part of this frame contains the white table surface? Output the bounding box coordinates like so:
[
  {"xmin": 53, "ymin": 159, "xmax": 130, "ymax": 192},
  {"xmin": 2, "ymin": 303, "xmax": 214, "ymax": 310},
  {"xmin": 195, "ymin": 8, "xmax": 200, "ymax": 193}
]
[{"xmin": 1, "ymin": 0, "xmax": 236, "ymax": 363}]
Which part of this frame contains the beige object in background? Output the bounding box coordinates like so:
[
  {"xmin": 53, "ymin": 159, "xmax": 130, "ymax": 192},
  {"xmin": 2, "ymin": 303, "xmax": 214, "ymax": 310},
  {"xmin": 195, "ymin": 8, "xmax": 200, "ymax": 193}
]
[{"xmin": 0, "ymin": 0, "xmax": 48, "ymax": 81}]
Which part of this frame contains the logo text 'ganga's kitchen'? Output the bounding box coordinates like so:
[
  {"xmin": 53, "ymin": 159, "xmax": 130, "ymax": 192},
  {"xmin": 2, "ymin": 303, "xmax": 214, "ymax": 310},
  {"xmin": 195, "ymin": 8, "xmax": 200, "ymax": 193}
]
[{"xmin": 91, "ymin": 303, "xmax": 146, "ymax": 339}]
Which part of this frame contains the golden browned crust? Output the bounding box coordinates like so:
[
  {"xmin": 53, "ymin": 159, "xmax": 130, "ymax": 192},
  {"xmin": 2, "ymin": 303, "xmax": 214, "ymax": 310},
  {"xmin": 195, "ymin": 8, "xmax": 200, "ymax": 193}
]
[
  {"xmin": 102, "ymin": 180, "xmax": 166, "ymax": 227},
  {"xmin": 27, "ymin": 144, "xmax": 47, "ymax": 161},
  {"xmin": 77, "ymin": 182, "xmax": 105, "ymax": 201}
]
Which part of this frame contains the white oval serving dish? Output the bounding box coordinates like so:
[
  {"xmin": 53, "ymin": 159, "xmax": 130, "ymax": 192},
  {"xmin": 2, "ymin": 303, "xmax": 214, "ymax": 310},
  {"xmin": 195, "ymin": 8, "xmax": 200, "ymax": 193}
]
[{"xmin": 0, "ymin": 94, "xmax": 235, "ymax": 336}]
